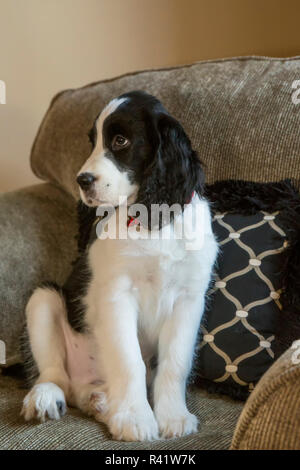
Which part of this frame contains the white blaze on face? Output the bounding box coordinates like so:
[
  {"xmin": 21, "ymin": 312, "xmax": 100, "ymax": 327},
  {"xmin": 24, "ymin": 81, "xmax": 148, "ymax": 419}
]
[{"xmin": 78, "ymin": 97, "xmax": 139, "ymax": 207}]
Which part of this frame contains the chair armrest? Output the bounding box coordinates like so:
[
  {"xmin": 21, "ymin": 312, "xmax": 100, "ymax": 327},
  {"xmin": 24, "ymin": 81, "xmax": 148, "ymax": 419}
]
[
  {"xmin": 0, "ymin": 183, "xmax": 77, "ymax": 366},
  {"xmin": 231, "ymin": 342, "xmax": 300, "ymax": 450}
]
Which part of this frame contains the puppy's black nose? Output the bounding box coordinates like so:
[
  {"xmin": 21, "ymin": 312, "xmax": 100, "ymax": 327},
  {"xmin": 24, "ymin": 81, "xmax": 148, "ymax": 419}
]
[{"xmin": 77, "ymin": 172, "xmax": 96, "ymax": 190}]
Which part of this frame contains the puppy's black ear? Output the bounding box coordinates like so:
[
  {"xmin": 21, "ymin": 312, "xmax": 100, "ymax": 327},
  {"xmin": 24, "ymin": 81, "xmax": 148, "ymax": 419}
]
[{"xmin": 138, "ymin": 113, "xmax": 205, "ymax": 211}]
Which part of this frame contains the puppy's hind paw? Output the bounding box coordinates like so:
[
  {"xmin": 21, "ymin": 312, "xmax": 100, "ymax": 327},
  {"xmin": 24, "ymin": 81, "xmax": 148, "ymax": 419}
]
[
  {"xmin": 21, "ymin": 382, "xmax": 67, "ymax": 423},
  {"xmin": 88, "ymin": 390, "xmax": 108, "ymax": 422}
]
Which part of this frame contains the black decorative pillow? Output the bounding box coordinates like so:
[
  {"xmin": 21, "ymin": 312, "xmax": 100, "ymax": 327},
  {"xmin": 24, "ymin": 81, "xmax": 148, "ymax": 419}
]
[{"xmin": 194, "ymin": 179, "xmax": 300, "ymax": 400}]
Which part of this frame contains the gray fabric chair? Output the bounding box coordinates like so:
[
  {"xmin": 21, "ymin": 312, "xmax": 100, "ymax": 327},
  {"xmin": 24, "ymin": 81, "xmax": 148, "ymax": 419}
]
[{"xmin": 1, "ymin": 56, "xmax": 300, "ymax": 449}]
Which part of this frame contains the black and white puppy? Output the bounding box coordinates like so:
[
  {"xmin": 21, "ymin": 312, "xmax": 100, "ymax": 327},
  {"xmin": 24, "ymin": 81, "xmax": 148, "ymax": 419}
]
[{"xmin": 21, "ymin": 91, "xmax": 218, "ymax": 441}]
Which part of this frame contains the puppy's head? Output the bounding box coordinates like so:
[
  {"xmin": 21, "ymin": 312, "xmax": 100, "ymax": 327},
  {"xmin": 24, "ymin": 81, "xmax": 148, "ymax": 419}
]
[{"xmin": 77, "ymin": 90, "xmax": 204, "ymax": 209}]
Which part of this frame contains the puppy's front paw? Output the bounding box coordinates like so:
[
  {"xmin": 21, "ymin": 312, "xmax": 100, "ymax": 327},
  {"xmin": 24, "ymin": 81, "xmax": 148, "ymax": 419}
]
[
  {"xmin": 108, "ymin": 403, "xmax": 159, "ymax": 441},
  {"xmin": 156, "ymin": 410, "xmax": 198, "ymax": 439},
  {"xmin": 21, "ymin": 382, "xmax": 66, "ymax": 422}
]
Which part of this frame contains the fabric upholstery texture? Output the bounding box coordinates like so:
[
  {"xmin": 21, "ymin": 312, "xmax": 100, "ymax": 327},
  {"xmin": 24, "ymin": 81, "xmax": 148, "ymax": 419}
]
[
  {"xmin": 31, "ymin": 56, "xmax": 300, "ymax": 199},
  {"xmin": 0, "ymin": 373, "xmax": 243, "ymax": 450},
  {"xmin": 0, "ymin": 183, "xmax": 78, "ymax": 366},
  {"xmin": 231, "ymin": 342, "xmax": 300, "ymax": 450}
]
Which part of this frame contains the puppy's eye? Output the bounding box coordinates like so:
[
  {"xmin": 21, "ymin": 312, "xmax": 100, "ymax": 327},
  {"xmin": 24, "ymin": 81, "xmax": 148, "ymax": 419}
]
[{"xmin": 112, "ymin": 134, "xmax": 130, "ymax": 150}]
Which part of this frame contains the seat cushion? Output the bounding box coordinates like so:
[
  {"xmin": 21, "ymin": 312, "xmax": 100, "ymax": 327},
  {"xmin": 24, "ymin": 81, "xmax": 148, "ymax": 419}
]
[
  {"xmin": 0, "ymin": 373, "xmax": 243, "ymax": 450},
  {"xmin": 31, "ymin": 56, "xmax": 300, "ymax": 199}
]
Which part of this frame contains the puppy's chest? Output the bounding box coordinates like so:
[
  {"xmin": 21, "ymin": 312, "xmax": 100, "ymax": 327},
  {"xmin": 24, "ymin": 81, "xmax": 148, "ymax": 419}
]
[
  {"xmin": 128, "ymin": 246, "xmax": 189, "ymax": 319},
  {"xmin": 127, "ymin": 235, "xmax": 186, "ymax": 277},
  {"xmin": 91, "ymin": 236, "xmax": 194, "ymax": 318},
  {"xmin": 132, "ymin": 254, "xmax": 179, "ymax": 291}
]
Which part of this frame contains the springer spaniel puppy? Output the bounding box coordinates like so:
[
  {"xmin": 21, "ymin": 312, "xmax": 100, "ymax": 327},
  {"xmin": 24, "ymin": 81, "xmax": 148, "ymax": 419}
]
[{"xmin": 21, "ymin": 91, "xmax": 218, "ymax": 441}]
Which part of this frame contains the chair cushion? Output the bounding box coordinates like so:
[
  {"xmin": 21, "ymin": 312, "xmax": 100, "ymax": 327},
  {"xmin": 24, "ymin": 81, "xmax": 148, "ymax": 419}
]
[
  {"xmin": 31, "ymin": 56, "xmax": 300, "ymax": 198},
  {"xmin": 0, "ymin": 373, "xmax": 243, "ymax": 450}
]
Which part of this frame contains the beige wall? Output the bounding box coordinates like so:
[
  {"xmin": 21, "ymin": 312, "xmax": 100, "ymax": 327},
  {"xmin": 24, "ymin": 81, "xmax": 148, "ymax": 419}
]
[{"xmin": 0, "ymin": 0, "xmax": 300, "ymax": 192}]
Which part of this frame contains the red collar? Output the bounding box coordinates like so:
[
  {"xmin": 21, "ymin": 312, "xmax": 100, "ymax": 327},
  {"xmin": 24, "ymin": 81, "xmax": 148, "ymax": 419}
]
[
  {"xmin": 127, "ymin": 215, "xmax": 140, "ymax": 227},
  {"xmin": 187, "ymin": 190, "xmax": 195, "ymax": 204},
  {"xmin": 127, "ymin": 191, "xmax": 195, "ymax": 227}
]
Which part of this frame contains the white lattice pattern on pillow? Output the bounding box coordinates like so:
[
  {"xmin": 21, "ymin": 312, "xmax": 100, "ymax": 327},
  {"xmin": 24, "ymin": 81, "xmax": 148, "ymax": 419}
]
[{"xmin": 198, "ymin": 211, "xmax": 287, "ymax": 390}]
